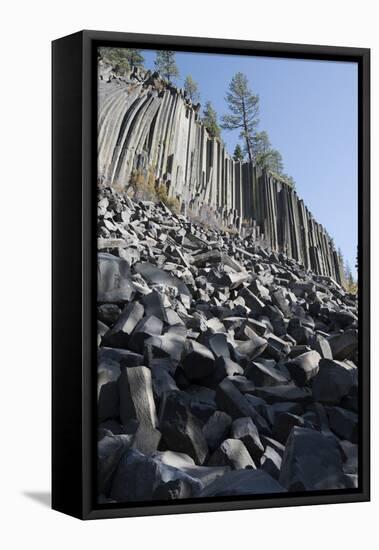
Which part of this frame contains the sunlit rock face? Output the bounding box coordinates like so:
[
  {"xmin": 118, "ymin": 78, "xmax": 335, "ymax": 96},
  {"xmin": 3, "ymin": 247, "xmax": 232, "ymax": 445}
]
[{"xmin": 98, "ymin": 68, "xmax": 342, "ymax": 284}]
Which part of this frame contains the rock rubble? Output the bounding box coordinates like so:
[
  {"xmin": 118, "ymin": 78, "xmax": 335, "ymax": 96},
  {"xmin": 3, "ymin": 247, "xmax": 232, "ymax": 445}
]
[{"xmin": 97, "ymin": 186, "xmax": 358, "ymax": 502}]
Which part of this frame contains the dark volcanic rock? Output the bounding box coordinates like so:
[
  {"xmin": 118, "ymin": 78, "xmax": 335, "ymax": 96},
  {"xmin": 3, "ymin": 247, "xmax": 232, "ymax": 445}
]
[
  {"xmin": 159, "ymin": 391, "xmax": 208, "ymax": 464},
  {"xmin": 285, "ymin": 350, "xmax": 321, "ymax": 386},
  {"xmin": 199, "ymin": 469, "xmax": 286, "ymax": 497},
  {"xmin": 119, "ymin": 366, "xmax": 158, "ymax": 429},
  {"xmin": 110, "ymin": 449, "xmax": 202, "ymax": 502},
  {"xmin": 96, "ymin": 186, "xmax": 359, "ymax": 501},
  {"xmin": 208, "ymin": 438, "xmax": 256, "ymax": 469},
  {"xmin": 245, "ymin": 360, "xmax": 289, "ymax": 387},
  {"xmin": 254, "ymin": 384, "xmax": 312, "ymax": 404},
  {"xmin": 272, "ymin": 412, "xmax": 308, "ymax": 444},
  {"xmin": 279, "ymin": 427, "xmax": 351, "ymax": 491},
  {"xmin": 128, "ymin": 315, "xmax": 163, "ymax": 353},
  {"xmin": 311, "ymin": 359, "xmax": 355, "ymax": 404},
  {"xmin": 202, "ymin": 411, "xmax": 232, "ymax": 451},
  {"xmin": 98, "ymin": 253, "xmax": 134, "ymax": 303},
  {"xmin": 98, "ymin": 381, "xmax": 119, "ymax": 423},
  {"xmin": 328, "ymin": 330, "xmax": 358, "ymax": 360},
  {"xmin": 102, "ymin": 301, "xmax": 144, "ymax": 348},
  {"xmin": 215, "ymin": 378, "xmax": 256, "ymax": 419},
  {"xmin": 214, "ymin": 356, "xmax": 244, "ymax": 383},
  {"xmin": 153, "ymin": 478, "xmax": 193, "ymax": 500},
  {"xmin": 98, "ymin": 433, "xmax": 133, "ymax": 496},
  {"xmin": 327, "ymin": 406, "xmax": 358, "ymax": 443},
  {"xmin": 260, "ymin": 445, "xmax": 282, "ymax": 479},
  {"xmin": 182, "ymin": 340, "xmax": 215, "ymax": 380},
  {"xmin": 230, "ymin": 417, "xmax": 264, "ymax": 462}
]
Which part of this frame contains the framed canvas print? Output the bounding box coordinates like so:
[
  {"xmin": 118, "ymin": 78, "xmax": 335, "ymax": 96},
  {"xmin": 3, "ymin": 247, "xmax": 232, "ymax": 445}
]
[{"xmin": 52, "ymin": 30, "xmax": 370, "ymax": 519}]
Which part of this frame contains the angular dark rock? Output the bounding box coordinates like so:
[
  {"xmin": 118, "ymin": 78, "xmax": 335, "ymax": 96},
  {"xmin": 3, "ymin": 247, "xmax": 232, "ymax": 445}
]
[
  {"xmin": 235, "ymin": 331, "xmax": 267, "ymax": 360},
  {"xmin": 208, "ymin": 438, "xmax": 256, "ymax": 470},
  {"xmin": 231, "ymin": 417, "xmax": 264, "ymax": 462},
  {"xmin": 182, "ymin": 340, "xmax": 215, "ymax": 381},
  {"xmin": 98, "ymin": 381, "xmax": 119, "ymax": 423},
  {"xmin": 159, "ymin": 391, "xmax": 208, "ymax": 464},
  {"xmin": 134, "ymin": 262, "xmax": 191, "ymax": 297},
  {"xmin": 119, "ymin": 366, "xmax": 158, "ymax": 429},
  {"xmin": 98, "ymin": 433, "xmax": 133, "ymax": 496},
  {"xmin": 98, "ymin": 303, "xmax": 122, "ymax": 327},
  {"xmin": 98, "ymin": 253, "xmax": 134, "ymax": 303},
  {"xmin": 128, "ymin": 315, "xmax": 163, "ymax": 353},
  {"xmin": 152, "ymin": 478, "xmax": 193, "ymax": 500},
  {"xmin": 238, "ymin": 287, "xmax": 265, "ymax": 316},
  {"xmin": 214, "ymin": 356, "xmax": 244, "ymax": 383},
  {"xmin": 286, "ymin": 350, "xmax": 321, "ymax": 386},
  {"xmin": 215, "ymin": 378, "xmax": 256, "ymax": 420},
  {"xmin": 327, "ymin": 406, "xmax": 358, "ymax": 443},
  {"xmin": 199, "ymin": 469, "xmax": 286, "ymax": 497},
  {"xmin": 245, "ymin": 360, "xmax": 289, "ymax": 387},
  {"xmin": 202, "ymin": 411, "xmax": 232, "ymax": 451},
  {"xmin": 272, "ymin": 412, "xmax": 308, "ymax": 444},
  {"xmin": 314, "ymin": 336, "xmax": 333, "ymax": 360},
  {"xmin": 110, "ymin": 449, "xmax": 202, "ymax": 502},
  {"xmin": 279, "ymin": 427, "xmax": 351, "ymax": 491},
  {"xmin": 254, "ymin": 383, "xmax": 312, "ymax": 404},
  {"xmin": 207, "ymin": 333, "xmax": 230, "ymax": 358},
  {"xmin": 142, "ymin": 290, "xmax": 168, "ymax": 323},
  {"xmin": 311, "ymin": 359, "xmax": 355, "ymax": 404},
  {"xmin": 132, "ymin": 423, "xmax": 162, "ymax": 454},
  {"xmin": 271, "ymin": 289, "xmax": 291, "ymax": 316},
  {"xmin": 339, "ymin": 441, "xmax": 358, "ymax": 474},
  {"xmin": 102, "ymin": 301, "xmax": 144, "ymax": 348},
  {"xmin": 328, "ymin": 330, "xmax": 358, "ymax": 360},
  {"xmin": 260, "ymin": 445, "xmax": 282, "ymax": 479}
]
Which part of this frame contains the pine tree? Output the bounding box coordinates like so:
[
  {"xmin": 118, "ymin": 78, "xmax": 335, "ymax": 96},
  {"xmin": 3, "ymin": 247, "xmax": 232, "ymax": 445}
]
[
  {"xmin": 281, "ymin": 174, "xmax": 296, "ymax": 188},
  {"xmin": 233, "ymin": 144, "xmax": 244, "ymax": 161},
  {"xmin": 154, "ymin": 50, "xmax": 179, "ymax": 82},
  {"xmin": 221, "ymin": 72, "xmax": 260, "ymax": 164},
  {"xmin": 125, "ymin": 49, "xmax": 144, "ymax": 67},
  {"xmin": 184, "ymin": 75, "xmax": 200, "ymax": 103},
  {"xmin": 203, "ymin": 102, "xmax": 221, "ymax": 139},
  {"xmin": 98, "ymin": 47, "xmax": 130, "ymax": 76}
]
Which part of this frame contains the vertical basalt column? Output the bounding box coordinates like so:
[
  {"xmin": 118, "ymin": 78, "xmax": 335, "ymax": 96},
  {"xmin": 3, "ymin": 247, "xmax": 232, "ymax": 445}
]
[{"xmin": 98, "ymin": 73, "xmax": 340, "ymax": 282}]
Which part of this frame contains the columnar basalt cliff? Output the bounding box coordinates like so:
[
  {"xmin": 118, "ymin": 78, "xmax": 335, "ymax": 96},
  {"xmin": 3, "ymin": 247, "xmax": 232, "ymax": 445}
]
[{"xmin": 98, "ymin": 68, "xmax": 342, "ymax": 284}]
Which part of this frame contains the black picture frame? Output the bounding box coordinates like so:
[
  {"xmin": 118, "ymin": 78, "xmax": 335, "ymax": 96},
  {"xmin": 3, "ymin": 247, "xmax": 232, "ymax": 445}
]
[{"xmin": 52, "ymin": 30, "xmax": 370, "ymax": 520}]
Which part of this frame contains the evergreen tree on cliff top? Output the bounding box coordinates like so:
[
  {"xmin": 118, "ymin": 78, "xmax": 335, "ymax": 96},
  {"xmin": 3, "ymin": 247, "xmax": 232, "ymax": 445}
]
[
  {"xmin": 184, "ymin": 75, "xmax": 200, "ymax": 103},
  {"xmin": 155, "ymin": 50, "xmax": 179, "ymax": 83},
  {"xmin": 98, "ymin": 48, "xmax": 144, "ymax": 75},
  {"xmin": 203, "ymin": 102, "xmax": 221, "ymax": 139},
  {"xmin": 222, "ymin": 72, "xmax": 260, "ymax": 164},
  {"xmin": 125, "ymin": 49, "xmax": 145, "ymax": 67},
  {"xmin": 98, "ymin": 47, "xmax": 131, "ymax": 75},
  {"xmin": 233, "ymin": 144, "xmax": 244, "ymax": 161}
]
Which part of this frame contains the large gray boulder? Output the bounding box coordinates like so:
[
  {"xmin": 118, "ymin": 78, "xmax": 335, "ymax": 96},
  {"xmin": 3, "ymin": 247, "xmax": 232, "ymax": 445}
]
[
  {"xmin": 286, "ymin": 350, "xmax": 321, "ymax": 386},
  {"xmin": 279, "ymin": 427, "xmax": 352, "ymax": 491},
  {"xmin": 202, "ymin": 411, "xmax": 232, "ymax": 451},
  {"xmin": 208, "ymin": 438, "xmax": 256, "ymax": 470},
  {"xmin": 110, "ymin": 450, "xmax": 202, "ymax": 502},
  {"xmin": 199, "ymin": 469, "xmax": 286, "ymax": 497},
  {"xmin": 230, "ymin": 417, "xmax": 264, "ymax": 462},
  {"xmin": 311, "ymin": 359, "xmax": 355, "ymax": 404},
  {"xmin": 159, "ymin": 391, "xmax": 208, "ymax": 464},
  {"xmin": 118, "ymin": 366, "xmax": 158, "ymax": 431},
  {"xmin": 97, "ymin": 253, "xmax": 134, "ymax": 303}
]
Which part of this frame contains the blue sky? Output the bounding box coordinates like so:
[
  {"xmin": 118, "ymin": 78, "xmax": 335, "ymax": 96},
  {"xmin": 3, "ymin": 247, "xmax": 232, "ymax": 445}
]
[{"xmin": 141, "ymin": 49, "xmax": 358, "ymax": 274}]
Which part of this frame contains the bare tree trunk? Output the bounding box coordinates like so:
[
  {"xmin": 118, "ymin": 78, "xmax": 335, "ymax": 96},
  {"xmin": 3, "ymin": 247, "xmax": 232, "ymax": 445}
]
[{"xmin": 242, "ymin": 98, "xmax": 253, "ymax": 165}]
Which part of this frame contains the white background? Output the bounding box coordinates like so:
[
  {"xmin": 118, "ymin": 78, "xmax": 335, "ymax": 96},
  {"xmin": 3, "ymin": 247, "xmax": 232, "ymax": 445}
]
[{"xmin": 1, "ymin": 0, "xmax": 376, "ymax": 548}]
